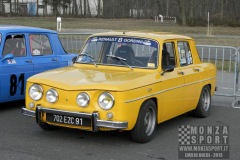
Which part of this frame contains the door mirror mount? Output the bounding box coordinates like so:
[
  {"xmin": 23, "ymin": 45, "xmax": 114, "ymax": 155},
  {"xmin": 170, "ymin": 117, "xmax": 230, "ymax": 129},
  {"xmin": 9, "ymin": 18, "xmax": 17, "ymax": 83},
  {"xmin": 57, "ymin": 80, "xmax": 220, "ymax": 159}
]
[
  {"xmin": 161, "ymin": 65, "xmax": 174, "ymax": 76},
  {"xmin": 2, "ymin": 53, "xmax": 14, "ymax": 62}
]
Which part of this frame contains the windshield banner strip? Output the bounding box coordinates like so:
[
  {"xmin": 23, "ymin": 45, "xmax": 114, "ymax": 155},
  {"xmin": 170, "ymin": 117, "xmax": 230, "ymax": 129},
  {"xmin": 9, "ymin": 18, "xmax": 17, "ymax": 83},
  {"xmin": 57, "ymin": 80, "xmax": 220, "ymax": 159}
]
[{"xmin": 90, "ymin": 36, "xmax": 158, "ymax": 48}]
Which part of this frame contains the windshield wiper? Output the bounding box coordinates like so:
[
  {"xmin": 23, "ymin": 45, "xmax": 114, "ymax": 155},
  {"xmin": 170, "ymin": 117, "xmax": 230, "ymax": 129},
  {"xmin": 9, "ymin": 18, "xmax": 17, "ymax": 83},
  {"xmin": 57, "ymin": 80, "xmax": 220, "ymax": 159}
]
[
  {"xmin": 78, "ymin": 53, "xmax": 97, "ymax": 67},
  {"xmin": 106, "ymin": 54, "xmax": 132, "ymax": 70}
]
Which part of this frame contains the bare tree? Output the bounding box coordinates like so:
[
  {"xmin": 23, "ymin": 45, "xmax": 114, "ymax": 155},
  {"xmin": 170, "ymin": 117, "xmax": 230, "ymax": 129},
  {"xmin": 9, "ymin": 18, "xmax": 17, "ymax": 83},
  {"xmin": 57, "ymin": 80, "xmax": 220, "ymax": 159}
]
[
  {"xmin": 0, "ymin": 0, "xmax": 4, "ymax": 14},
  {"xmin": 97, "ymin": 0, "xmax": 101, "ymax": 17},
  {"xmin": 36, "ymin": 0, "xmax": 39, "ymax": 16},
  {"xmin": 178, "ymin": 0, "xmax": 186, "ymax": 24},
  {"xmin": 1, "ymin": 0, "xmax": 240, "ymax": 26},
  {"xmin": 188, "ymin": 0, "xmax": 194, "ymax": 22},
  {"xmin": 14, "ymin": 0, "xmax": 17, "ymax": 14},
  {"xmin": 72, "ymin": 0, "xmax": 78, "ymax": 16},
  {"xmin": 9, "ymin": 0, "xmax": 12, "ymax": 15},
  {"xmin": 88, "ymin": 0, "xmax": 92, "ymax": 16},
  {"xmin": 43, "ymin": 0, "xmax": 48, "ymax": 16},
  {"xmin": 83, "ymin": 0, "xmax": 86, "ymax": 16},
  {"xmin": 79, "ymin": 0, "xmax": 82, "ymax": 16},
  {"xmin": 220, "ymin": 0, "xmax": 224, "ymax": 20}
]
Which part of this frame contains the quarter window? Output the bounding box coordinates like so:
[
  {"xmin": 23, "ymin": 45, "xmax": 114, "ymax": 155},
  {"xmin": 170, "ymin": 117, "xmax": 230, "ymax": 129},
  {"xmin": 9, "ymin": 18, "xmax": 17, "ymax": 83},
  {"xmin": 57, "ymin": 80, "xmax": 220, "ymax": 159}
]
[
  {"xmin": 177, "ymin": 41, "xmax": 193, "ymax": 66},
  {"xmin": 29, "ymin": 34, "xmax": 52, "ymax": 56}
]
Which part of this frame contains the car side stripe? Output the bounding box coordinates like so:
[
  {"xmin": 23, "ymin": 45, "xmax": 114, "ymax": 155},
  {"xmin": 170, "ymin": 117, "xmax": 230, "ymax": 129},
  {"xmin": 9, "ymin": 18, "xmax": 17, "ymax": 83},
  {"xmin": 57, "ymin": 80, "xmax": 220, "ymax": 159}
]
[{"xmin": 124, "ymin": 76, "xmax": 216, "ymax": 103}]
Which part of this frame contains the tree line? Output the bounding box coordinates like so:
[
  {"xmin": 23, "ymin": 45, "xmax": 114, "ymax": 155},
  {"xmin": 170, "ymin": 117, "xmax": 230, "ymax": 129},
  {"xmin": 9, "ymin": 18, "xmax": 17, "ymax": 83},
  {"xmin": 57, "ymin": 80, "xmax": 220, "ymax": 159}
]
[{"xmin": 1, "ymin": 0, "xmax": 240, "ymax": 26}]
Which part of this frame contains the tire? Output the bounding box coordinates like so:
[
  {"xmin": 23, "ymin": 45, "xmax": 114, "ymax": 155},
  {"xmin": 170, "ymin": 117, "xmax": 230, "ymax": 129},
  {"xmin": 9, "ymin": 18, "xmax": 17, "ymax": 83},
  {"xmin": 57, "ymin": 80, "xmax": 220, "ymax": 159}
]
[
  {"xmin": 38, "ymin": 122, "xmax": 58, "ymax": 131},
  {"xmin": 192, "ymin": 85, "xmax": 211, "ymax": 118},
  {"xmin": 131, "ymin": 100, "xmax": 157, "ymax": 143}
]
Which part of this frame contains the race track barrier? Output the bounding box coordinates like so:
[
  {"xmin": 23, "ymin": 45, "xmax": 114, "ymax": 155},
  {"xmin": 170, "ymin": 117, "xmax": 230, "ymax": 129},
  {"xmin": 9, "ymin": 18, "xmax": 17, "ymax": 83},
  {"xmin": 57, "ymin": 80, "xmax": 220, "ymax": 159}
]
[
  {"xmin": 196, "ymin": 45, "xmax": 238, "ymax": 97},
  {"xmin": 231, "ymin": 47, "xmax": 240, "ymax": 108}
]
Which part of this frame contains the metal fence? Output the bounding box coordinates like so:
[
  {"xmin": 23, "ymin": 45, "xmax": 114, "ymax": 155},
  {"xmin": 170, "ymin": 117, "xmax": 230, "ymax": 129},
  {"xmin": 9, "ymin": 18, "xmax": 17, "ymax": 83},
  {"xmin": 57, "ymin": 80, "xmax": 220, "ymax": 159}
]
[
  {"xmin": 58, "ymin": 33, "xmax": 240, "ymax": 105},
  {"xmin": 196, "ymin": 45, "xmax": 238, "ymax": 97},
  {"xmin": 235, "ymin": 47, "xmax": 240, "ymax": 95},
  {"xmin": 58, "ymin": 33, "xmax": 92, "ymax": 53}
]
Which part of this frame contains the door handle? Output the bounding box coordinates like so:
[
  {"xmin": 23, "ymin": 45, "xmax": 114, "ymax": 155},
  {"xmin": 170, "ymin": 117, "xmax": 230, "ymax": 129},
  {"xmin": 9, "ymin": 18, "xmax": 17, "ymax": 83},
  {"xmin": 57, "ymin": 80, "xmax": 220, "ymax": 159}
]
[
  {"xmin": 178, "ymin": 71, "xmax": 184, "ymax": 75},
  {"xmin": 52, "ymin": 58, "xmax": 59, "ymax": 61},
  {"xmin": 193, "ymin": 68, "xmax": 200, "ymax": 72},
  {"xmin": 25, "ymin": 60, "xmax": 32, "ymax": 63}
]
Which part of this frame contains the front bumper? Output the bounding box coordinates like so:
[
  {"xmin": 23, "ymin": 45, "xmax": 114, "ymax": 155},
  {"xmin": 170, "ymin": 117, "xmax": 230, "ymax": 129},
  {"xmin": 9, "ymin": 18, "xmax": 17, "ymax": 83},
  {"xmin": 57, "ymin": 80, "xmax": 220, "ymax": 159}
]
[{"xmin": 22, "ymin": 107, "xmax": 128, "ymax": 131}]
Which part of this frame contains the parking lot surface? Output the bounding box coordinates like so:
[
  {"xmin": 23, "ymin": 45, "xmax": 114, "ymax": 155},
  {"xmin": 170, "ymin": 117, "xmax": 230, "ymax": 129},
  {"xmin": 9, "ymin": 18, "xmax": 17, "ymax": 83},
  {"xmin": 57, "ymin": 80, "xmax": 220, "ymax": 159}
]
[{"xmin": 0, "ymin": 98, "xmax": 239, "ymax": 160}]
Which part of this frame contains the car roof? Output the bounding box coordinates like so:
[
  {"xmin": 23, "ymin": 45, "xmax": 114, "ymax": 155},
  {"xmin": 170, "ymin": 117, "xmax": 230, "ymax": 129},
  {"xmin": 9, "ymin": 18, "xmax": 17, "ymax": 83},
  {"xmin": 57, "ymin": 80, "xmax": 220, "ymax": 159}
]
[
  {"xmin": 91, "ymin": 31, "xmax": 192, "ymax": 41},
  {"xmin": 0, "ymin": 25, "xmax": 56, "ymax": 34}
]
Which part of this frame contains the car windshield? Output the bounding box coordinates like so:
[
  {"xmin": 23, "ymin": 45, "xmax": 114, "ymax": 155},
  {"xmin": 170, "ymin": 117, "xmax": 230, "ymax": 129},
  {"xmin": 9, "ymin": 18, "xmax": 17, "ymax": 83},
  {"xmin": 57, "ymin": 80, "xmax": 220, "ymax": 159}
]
[{"xmin": 75, "ymin": 36, "xmax": 159, "ymax": 68}]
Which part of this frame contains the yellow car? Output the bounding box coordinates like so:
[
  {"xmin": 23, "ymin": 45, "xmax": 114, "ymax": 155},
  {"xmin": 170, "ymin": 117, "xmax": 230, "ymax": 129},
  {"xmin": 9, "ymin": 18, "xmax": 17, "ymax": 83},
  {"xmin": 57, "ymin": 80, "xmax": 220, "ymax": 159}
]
[{"xmin": 22, "ymin": 31, "xmax": 216, "ymax": 143}]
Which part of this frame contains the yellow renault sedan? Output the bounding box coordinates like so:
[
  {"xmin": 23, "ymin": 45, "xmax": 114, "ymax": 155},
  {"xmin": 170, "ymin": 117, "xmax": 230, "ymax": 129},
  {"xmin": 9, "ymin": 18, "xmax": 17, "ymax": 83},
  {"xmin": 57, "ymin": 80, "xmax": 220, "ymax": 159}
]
[{"xmin": 22, "ymin": 31, "xmax": 216, "ymax": 143}]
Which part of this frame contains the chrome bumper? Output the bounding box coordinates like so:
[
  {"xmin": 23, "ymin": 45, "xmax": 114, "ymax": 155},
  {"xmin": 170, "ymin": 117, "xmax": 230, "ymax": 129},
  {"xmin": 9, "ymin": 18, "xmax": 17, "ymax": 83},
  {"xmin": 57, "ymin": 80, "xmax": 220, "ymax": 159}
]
[
  {"xmin": 22, "ymin": 107, "xmax": 36, "ymax": 117},
  {"xmin": 22, "ymin": 107, "xmax": 128, "ymax": 131}
]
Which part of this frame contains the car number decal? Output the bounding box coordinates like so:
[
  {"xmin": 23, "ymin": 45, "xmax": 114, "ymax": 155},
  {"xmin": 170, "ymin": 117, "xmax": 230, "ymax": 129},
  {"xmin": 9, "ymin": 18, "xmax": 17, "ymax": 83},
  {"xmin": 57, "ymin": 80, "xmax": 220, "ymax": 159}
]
[
  {"xmin": 9, "ymin": 73, "xmax": 25, "ymax": 96},
  {"xmin": 7, "ymin": 59, "xmax": 16, "ymax": 64}
]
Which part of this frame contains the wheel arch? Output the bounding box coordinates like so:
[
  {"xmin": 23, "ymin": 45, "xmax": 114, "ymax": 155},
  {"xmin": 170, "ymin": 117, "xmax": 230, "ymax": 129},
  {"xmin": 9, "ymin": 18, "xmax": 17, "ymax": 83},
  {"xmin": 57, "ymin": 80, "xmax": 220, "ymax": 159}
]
[
  {"xmin": 130, "ymin": 97, "xmax": 158, "ymax": 143},
  {"xmin": 204, "ymin": 83, "xmax": 214, "ymax": 95},
  {"xmin": 140, "ymin": 97, "xmax": 158, "ymax": 122},
  {"xmin": 207, "ymin": 83, "xmax": 211, "ymax": 90}
]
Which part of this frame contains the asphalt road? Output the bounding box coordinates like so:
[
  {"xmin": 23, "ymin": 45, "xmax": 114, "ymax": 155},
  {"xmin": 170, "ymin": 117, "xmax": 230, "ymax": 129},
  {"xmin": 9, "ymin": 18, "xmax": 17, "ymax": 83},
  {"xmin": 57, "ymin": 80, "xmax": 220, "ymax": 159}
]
[{"xmin": 0, "ymin": 99, "xmax": 239, "ymax": 160}]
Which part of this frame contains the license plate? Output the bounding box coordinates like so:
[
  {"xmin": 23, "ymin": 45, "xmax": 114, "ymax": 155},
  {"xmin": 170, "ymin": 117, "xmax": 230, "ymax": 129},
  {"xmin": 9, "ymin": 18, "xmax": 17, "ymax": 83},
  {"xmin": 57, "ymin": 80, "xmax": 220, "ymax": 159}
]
[{"xmin": 46, "ymin": 113, "xmax": 91, "ymax": 127}]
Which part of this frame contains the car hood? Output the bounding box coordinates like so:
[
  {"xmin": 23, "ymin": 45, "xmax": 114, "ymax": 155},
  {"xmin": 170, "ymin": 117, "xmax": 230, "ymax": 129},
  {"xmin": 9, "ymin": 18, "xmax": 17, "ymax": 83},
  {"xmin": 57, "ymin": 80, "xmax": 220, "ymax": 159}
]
[{"xmin": 28, "ymin": 65, "xmax": 159, "ymax": 91}]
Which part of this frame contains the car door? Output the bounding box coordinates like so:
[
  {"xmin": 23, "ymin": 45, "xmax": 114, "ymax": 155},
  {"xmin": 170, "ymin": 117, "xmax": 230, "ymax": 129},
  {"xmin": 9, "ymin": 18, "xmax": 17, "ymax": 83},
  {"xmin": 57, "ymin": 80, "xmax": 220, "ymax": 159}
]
[
  {"xmin": 0, "ymin": 34, "xmax": 33, "ymax": 102},
  {"xmin": 177, "ymin": 41, "xmax": 202, "ymax": 111},
  {"xmin": 159, "ymin": 42, "xmax": 186, "ymax": 122},
  {"xmin": 49, "ymin": 33, "xmax": 75, "ymax": 67},
  {"xmin": 28, "ymin": 34, "xmax": 60, "ymax": 74}
]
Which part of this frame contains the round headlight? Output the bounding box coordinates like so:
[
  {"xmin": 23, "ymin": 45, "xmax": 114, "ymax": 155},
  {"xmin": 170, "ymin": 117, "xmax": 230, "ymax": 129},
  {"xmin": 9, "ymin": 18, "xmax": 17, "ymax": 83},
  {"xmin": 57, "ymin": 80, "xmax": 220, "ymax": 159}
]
[
  {"xmin": 76, "ymin": 92, "xmax": 90, "ymax": 107},
  {"xmin": 98, "ymin": 92, "xmax": 114, "ymax": 110},
  {"xmin": 46, "ymin": 89, "xmax": 58, "ymax": 103},
  {"xmin": 29, "ymin": 84, "xmax": 43, "ymax": 101}
]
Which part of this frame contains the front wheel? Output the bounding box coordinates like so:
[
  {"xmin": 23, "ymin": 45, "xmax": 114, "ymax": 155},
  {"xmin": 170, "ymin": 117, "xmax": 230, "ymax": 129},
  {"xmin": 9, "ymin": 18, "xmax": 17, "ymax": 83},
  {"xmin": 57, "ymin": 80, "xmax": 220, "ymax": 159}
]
[
  {"xmin": 192, "ymin": 85, "xmax": 211, "ymax": 118},
  {"xmin": 131, "ymin": 100, "xmax": 157, "ymax": 143}
]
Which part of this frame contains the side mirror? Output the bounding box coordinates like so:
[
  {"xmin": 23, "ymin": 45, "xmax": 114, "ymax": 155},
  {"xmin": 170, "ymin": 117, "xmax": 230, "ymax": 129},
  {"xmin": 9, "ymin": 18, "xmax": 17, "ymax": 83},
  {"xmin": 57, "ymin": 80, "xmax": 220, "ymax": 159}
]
[
  {"xmin": 72, "ymin": 56, "xmax": 78, "ymax": 63},
  {"xmin": 2, "ymin": 53, "xmax": 14, "ymax": 62},
  {"xmin": 161, "ymin": 65, "xmax": 174, "ymax": 76}
]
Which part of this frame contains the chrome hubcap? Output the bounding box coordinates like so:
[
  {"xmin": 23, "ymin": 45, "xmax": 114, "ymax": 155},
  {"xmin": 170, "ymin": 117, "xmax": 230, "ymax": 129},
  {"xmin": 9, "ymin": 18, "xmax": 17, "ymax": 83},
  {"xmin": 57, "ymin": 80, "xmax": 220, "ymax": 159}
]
[
  {"xmin": 202, "ymin": 88, "xmax": 210, "ymax": 111},
  {"xmin": 144, "ymin": 107, "xmax": 156, "ymax": 136}
]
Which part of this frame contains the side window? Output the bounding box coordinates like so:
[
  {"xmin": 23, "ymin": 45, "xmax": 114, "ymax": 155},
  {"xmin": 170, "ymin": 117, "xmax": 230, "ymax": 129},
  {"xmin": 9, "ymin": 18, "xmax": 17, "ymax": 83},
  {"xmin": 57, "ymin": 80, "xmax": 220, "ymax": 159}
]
[
  {"xmin": 29, "ymin": 34, "xmax": 52, "ymax": 56},
  {"xmin": 162, "ymin": 42, "xmax": 176, "ymax": 69},
  {"xmin": 178, "ymin": 41, "xmax": 193, "ymax": 66},
  {"xmin": 3, "ymin": 34, "xmax": 26, "ymax": 57}
]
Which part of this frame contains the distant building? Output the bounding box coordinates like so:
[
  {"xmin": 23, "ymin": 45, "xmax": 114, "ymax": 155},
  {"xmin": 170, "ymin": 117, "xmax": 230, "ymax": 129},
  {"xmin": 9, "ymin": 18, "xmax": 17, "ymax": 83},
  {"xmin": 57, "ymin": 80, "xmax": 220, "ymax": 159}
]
[{"xmin": 1, "ymin": 0, "xmax": 98, "ymax": 16}]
